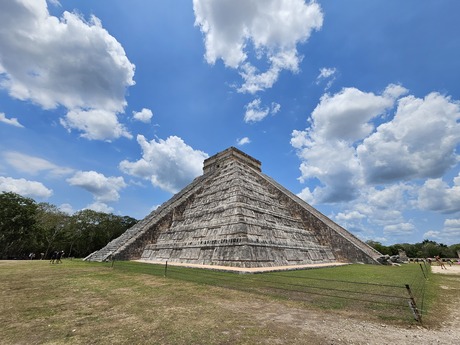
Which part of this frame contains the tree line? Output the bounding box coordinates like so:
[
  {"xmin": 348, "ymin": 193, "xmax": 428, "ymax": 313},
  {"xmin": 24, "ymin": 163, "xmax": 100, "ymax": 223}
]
[
  {"xmin": 366, "ymin": 239, "xmax": 460, "ymax": 259},
  {"xmin": 2, "ymin": 191, "xmax": 458, "ymax": 261},
  {"xmin": 0, "ymin": 192, "xmax": 138, "ymax": 260}
]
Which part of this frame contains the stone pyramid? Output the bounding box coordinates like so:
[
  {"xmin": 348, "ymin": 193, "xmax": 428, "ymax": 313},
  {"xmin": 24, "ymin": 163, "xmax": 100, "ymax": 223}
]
[{"xmin": 85, "ymin": 147, "xmax": 381, "ymax": 267}]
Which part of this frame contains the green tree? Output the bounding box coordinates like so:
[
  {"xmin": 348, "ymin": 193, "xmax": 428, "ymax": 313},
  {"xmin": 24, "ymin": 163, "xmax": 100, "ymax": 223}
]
[
  {"xmin": 365, "ymin": 240, "xmax": 460, "ymax": 259},
  {"xmin": 35, "ymin": 202, "xmax": 70, "ymax": 258},
  {"xmin": 396, "ymin": 243, "xmax": 417, "ymax": 257},
  {"xmin": 449, "ymin": 243, "xmax": 460, "ymax": 258},
  {"xmin": 421, "ymin": 239, "xmax": 441, "ymax": 258},
  {"xmin": 366, "ymin": 241, "xmax": 391, "ymax": 255},
  {"xmin": 0, "ymin": 192, "xmax": 138, "ymax": 259},
  {"xmin": 0, "ymin": 192, "xmax": 38, "ymax": 259},
  {"xmin": 66, "ymin": 210, "xmax": 137, "ymax": 258},
  {"xmin": 437, "ymin": 243, "xmax": 455, "ymax": 258}
]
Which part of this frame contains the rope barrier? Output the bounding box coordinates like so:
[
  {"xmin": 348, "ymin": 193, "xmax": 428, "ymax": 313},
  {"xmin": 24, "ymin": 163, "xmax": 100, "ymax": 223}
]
[{"xmin": 109, "ymin": 261, "xmax": 428, "ymax": 322}]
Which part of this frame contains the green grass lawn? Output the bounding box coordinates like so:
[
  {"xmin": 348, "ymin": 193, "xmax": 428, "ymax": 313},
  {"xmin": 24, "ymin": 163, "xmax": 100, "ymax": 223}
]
[
  {"xmin": 111, "ymin": 260, "xmax": 434, "ymax": 319},
  {"xmin": 0, "ymin": 260, "xmax": 452, "ymax": 345}
]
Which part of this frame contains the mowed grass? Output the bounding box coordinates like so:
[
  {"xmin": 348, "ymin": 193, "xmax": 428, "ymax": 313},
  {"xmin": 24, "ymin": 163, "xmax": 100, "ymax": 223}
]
[
  {"xmin": 113, "ymin": 260, "xmax": 436, "ymax": 320},
  {"xmin": 0, "ymin": 260, "xmax": 451, "ymax": 345}
]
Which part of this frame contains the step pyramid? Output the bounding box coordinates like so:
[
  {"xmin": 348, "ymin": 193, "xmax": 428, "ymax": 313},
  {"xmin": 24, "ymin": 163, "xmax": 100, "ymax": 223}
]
[{"xmin": 85, "ymin": 147, "xmax": 381, "ymax": 267}]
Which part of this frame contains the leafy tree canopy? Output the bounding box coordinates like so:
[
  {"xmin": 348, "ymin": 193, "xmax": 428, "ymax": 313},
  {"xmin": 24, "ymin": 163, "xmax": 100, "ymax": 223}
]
[
  {"xmin": 366, "ymin": 240, "xmax": 460, "ymax": 259},
  {"xmin": 0, "ymin": 192, "xmax": 137, "ymax": 259}
]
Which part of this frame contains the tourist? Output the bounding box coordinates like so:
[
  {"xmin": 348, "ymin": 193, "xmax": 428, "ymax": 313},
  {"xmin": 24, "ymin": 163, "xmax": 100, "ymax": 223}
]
[
  {"xmin": 50, "ymin": 251, "xmax": 58, "ymax": 264},
  {"xmin": 56, "ymin": 251, "xmax": 64, "ymax": 264},
  {"xmin": 435, "ymin": 256, "xmax": 446, "ymax": 269}
]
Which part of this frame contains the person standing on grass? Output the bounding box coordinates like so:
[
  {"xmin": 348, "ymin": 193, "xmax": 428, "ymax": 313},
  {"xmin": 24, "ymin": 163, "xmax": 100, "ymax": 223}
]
[
  {"xmin": 435, "ymin": 256, "xmax": 446, "ymax": 269},
  {"xmin": 50, "ymin": 251, "xmax": 57, "ymax": 264},
  {"xmin": 56, "ymin": 251, "xmax": 64, "ymax": 264}
]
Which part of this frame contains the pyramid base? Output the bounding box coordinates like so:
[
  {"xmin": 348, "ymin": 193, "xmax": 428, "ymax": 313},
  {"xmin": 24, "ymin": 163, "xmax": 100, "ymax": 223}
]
[
  {"xmin": 140, "ymin": 243, "xmax": 337, "ymax": 268},
  {"xmin": 134, "ymin": 259, "xmax": 349, "ymax": 274}
]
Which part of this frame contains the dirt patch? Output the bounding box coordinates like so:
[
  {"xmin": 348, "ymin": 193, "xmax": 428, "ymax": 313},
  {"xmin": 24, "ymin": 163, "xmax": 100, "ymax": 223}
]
[
  {"xmin": 431, "ymin": 264, "xmax": 460, "ymax": 275},
  {"xmin": 213, "ymin": 293, "xmax": 460, "ymax": 345}
]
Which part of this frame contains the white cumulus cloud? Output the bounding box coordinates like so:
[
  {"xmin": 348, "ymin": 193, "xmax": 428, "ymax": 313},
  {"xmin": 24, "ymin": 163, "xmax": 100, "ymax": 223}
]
[
  {"xmin": 271, "ymin": 102, "xmax": 281, "ymax": 114},
  {"xmin": 0, "ymin": 0, "xmax": 135, "ymax": 140},
  {"xmin": 358, "ymin": 92, "xmax": 460, "ymax": 183},
  {"xmin": 310, "ymin": 85, "xmax": 407, "ymax": 143},
  {"xmin": 67, "ymin": 170, "xmax": 127, "ymax": 203},
  {"xmin": 244, "ymin": 99, "xmax": 269, "ymax": 122},
  {"xmin": 58, "ymin": 203, "xmax": 74, "ymax": 215},
  {"xmin": 236, "ymin": 137, "xmax": 251, "ymax": 146},
  {"xmin": 119, "ymin": 135, "xmax": 208, "ymax": 194},
  {"xmin": 244, "ymin": 99, "xmax": 281, "ymax": 123},
  {"xmin": 315, "ymin": 67, "xmax": 337, "ymax": 89},
  {"xmin": 317, "ymin": 67, "xmax": 336, "ymax": 80},
  {"xmin": 0, "ymin": 112, "xmax": 23, "ymax": 128},
  {"xmin": 417, "ymin": 174, "xmax": 460, "ymax": 213},
  {"xmin": 424, "ymin": 219, "xmax": 460, "ymax": 244},
  {"xmin": 291, "ymin": 85, "xmax": 459, "ymax": 205},
  {"xmin": 293, "ymin": 136, "xmax": 362, "ymax": 202},
  {"xmin": 85, "ymin": 201, "xmax": 114, "ymax": 214},
  {"xmin": 383, "ymin": 223, "xmax": 415, "ymax": 236},
  {"xmin": 0, "ymin": 176, "xmax": 53, "ymax": 199},
  {"xmin": 133, "ymin": 108, "xmax": 153, "ymax": 123},
  {"xmin": 193, "ymin": 0, "xmax": 323, "ymax": 94},
  {"xmin": 4, "ymin": 151, "xmax": 74, "ymax": 176},
  {"xmin": 60, "ymin": 109, "xmax": 132, "ymax": 141},
  {"xmin": 291, "ymin": 84, "xmax": 460, "ymax": 243}
]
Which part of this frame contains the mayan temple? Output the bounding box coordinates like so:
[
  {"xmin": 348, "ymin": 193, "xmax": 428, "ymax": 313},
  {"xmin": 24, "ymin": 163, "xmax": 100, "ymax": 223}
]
[{"xmin": 85, "ymin": 147, "xmax": 381, "ymax": 268}]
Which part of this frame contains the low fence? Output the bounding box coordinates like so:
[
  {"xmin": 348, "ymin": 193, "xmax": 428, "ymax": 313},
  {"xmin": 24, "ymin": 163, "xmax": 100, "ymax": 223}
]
[{"xmin": 108, "ymin": 260, "xmax": 430, "ymax": 324}]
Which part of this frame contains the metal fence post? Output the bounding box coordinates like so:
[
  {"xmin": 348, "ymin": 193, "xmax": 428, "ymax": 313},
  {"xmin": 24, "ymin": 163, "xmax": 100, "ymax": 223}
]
[
  {"xmin": 405, "ymin": 284, "xmax": 422, "ymax": 324},
  {"xmin": 419, "ymin": 263, "xmax": 427, "ymax": 279},
  {"xmin": 164, "ymin": 260, "xmax": 168, "ymax": 277}
]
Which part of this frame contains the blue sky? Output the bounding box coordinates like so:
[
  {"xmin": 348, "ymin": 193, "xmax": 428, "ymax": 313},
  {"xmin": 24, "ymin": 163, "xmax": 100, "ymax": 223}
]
[{"xmin": 1, "ymin": 0, "xmax": 459, "ymax": 245}]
